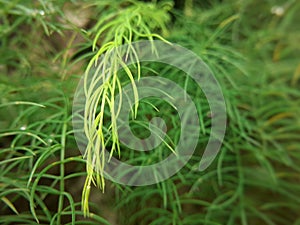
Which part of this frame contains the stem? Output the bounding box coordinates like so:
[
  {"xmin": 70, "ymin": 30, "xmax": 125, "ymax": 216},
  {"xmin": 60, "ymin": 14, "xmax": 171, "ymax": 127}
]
[
  {"xmin": 57, "ymin": 110, "xmax": 68, "ymax": 224},
  {"xmin": 184, "ymin": 0, "xmax": 194, "ymax": 17}
]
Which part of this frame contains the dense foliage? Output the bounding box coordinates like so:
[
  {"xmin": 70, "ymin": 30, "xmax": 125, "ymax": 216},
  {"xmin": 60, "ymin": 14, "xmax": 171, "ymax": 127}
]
[{"xmin": 0, "ymin": 0, "xmax": 299, "ymax": 224}]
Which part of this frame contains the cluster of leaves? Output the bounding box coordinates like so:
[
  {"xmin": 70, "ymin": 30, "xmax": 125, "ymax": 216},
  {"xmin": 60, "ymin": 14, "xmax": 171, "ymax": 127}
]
[
  {"xmin": 114, "ymin": 1, "xmax": 300, "ymax": 225},
  {"xmin": 80, "ymin": 0, "xmax": 173, "ymax": 215},
  {"xmin": 0, "ymin": 0, "xmax": 299, "ymax": 225}
]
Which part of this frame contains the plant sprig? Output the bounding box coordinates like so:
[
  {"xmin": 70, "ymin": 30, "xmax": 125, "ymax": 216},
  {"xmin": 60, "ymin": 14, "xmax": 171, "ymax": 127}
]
[{"xmin": 81, "ymin": 0, "xmax": 173, "ymax": 216}]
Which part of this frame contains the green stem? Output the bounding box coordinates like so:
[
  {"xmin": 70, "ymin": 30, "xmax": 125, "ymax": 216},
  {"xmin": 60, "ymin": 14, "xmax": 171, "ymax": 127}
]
[
  {"xmin": 184, "ymin": 0, "xmax": 194, "ymax": 17},
  {"xmin": 57, "ymin": 114, "xmax": 68, "ymax": 224}
]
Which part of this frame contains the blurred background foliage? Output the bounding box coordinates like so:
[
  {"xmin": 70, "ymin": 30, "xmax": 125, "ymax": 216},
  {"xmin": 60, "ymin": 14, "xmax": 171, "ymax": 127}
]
[{"xmin": 0, "ymin": 0, "xmax": 299, "ymax": 224}]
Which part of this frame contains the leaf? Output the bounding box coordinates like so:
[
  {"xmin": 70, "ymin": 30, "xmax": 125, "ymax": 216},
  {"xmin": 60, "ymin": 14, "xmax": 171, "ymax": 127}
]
[{"xmin": 1, "ymin": 197, "xmax": 19, "ymax": 214}]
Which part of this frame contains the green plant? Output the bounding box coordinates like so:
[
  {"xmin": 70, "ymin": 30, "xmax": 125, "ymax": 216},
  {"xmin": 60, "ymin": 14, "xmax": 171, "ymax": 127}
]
[
  {"xmin": 77, "ymin": 0, "xmax": 173, "ymax": 215},
  {"xmin": 1, "ymin": 0, "xmax": 300, "ymax": 224}
]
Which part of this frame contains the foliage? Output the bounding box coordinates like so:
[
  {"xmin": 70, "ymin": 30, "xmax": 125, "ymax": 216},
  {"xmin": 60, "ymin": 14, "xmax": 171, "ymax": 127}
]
[{"xmin": 0, "ymin": 0, "xmax": 299, "ymax": 224}]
